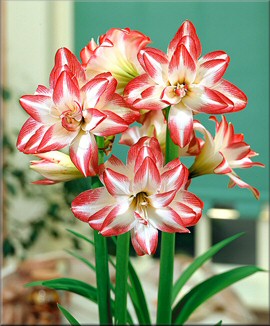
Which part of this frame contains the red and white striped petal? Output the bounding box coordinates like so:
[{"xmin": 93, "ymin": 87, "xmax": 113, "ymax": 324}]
[
  {"xmin": 183, "ymin": 85, "xmax": 230, "ymax": 114},
  {"xmin": 91, "ymin": 110, "xmax": 128, "ymax": 137},
  {"xmin": 104, "ymin": 155, "xmax": 133, "ymax": 181},
  {"xmin": 214, "ymin": 155, "xmax": 233, "ymax": 174},
  {"xmin": 213, "ymin": 79, "xmax": 248, "ymax": 112},
  {"xmin": 138, "ymin": 48, "xmax": 169, "ymax": 85},
  {"xmin": 168, "ymin": 102, "xmax": 194, "ymax": 148},
  {"xmin": 103, "ymin": 168, "xmax": 131, "ymax": 196},
  {"xmin": 169, "ymin": 200, "xmax": 201, "ymax": 227},
  {"xmin": 133, "ymin": 157, "xmax": 161, "ymax": 195},
  {"xmin": 173, "ymin": 190, "xmax": 204, "ymax": 221},
  {"xmin": 132, "ymin": 85, "xmax": 167, "ymax": 110},
  {"xmin": 100, "ymin": 205, "xmax": 135, "ymax": 236},
  {"xmin": 176, "ymin": 35, "xmax": 199, "ymax": 61},
  {"xmin": 81, "ymin": 73, "xmax": 116, "ymax": 109},
  {"xmin": 50, "ymin": 47, "xmax": 86, "ymax": 87},
  {"xmin": 227, "ymin": 173, "xmax": 260, "ymax": 200},
  {"xmin": 35, "ymin": 85, "xmax": 51, "ymax": 96},
  {"xmin": 148, "ymin": 190, "xmax": 176, "ymax": 208},
  {"xmin": 82, "ymin": 108, "xmax": 107, "ymax": 132},
  {"xmin": 160, "ymin": 160, "xmax": 189, "ymax": 192},
  {"xmin": 147, "ymin": 206, "xmax": 189, "ymax": 233},
  {"xmin": 88, "ymin": 206, "xmax": 114, "ymax": 231},
  {"xmin": 53, "ymin": 71, "xmax": 81, "ymax": 107},
  {"xmin": 37, "ymin": 121, "xmax": 77, "ymax": 152},
  {"xmin": 168, "ymin": 20, "xmax": 202, "ymax": 60},
  {"xmin": 131, "ymin": 222, "xmax": 158, "ymax": 255},
  {"xmin": 196, "ymin": 56, "xmax": 229, "ymax": 87},
  {"xmin": 71, "ymin": 187, "xmax": 115, "ymax": 222},
  {"xmin": 19, "ymin": 95, "xmax": 56, "ymax": 124},
  {"xmin": 168, "ymin": 44, "xmax": 196, "ymax": 85},
  {"xmin": 17, "ymin": 118, "xmax": 48, "ymax": 153},
  {"xmin": 69, "ymin": 131, "xmax": 99, "ymax": 177},
  {"xmin": 102, "ymin": 93, "xmax": 139, "ymax": 125}
]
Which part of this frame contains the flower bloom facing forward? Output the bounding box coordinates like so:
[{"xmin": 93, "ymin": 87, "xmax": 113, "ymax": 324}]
[
  {"xmin": 189, "ymin": 116, "xmax": 264, "ymax": 199},
  {"xmin": 30, "ymin": 151, "xmax": 84, "ymax": 184},
  {"xmin": 124, "ymin": 20, "xmax": 248, "ymax": 147},
  {"xmin": 72, "ymin": 137, "xmax": 203, "ymax": 255},
  {"xmin": 17, "ymin": 48, "xmax": 139, "ymax": 176},
  {"xmin": 82, "ymin": 28, "xmax": 151, "ymax": 94}
]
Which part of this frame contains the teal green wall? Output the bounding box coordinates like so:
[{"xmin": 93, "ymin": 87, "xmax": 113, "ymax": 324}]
[{"xmin": 75, "ymin": 1, "xmax": 269, "ymax": 218}]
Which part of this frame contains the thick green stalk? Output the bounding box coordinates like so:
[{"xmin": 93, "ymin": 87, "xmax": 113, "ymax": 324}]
[
  {"xmin": 114, "ymin": 232, "xmax": 130, "ymax": 325},
  {"xmin": 92, "ymin": 136, "xmax": 112, "ymax": 325},
  {"xmin": 156, "ymin": 107, "xmax": 178, "ymax": 324}
]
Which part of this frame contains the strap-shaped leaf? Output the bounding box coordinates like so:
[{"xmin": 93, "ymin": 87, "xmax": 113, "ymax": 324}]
[
  {"xmin": 26, "ymin": 278, "xmax": 97, "ymax": 302},
  {"xmin": 66, "ymin": 228, "xmax": 95, "ymax": 246},
  {"xmin": 65, "ymin": 249, "xmax": 96, "ymax": 272},
  {"xmin": 128, "ymin": 261, "xmax": 151, "ymax": 325},
  {"xmin": 172, "ymin": 265, "xmax": 263, "ymax": 324},
  {"xmin": 172, "ymin": 232, "xmax": 244, "ymax": 303},
  {"xmin": 57, "ymin": 303, "xmax": 80, "ymax": 325}
]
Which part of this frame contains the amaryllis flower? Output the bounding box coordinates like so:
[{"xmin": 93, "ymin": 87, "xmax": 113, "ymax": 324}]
[
  {"xmin": 17, "ymin": 57, "xmax": 139, "ymax": 176},
  {"xmin": 71, "ymin": 137, "xmax": 203, "ymax": 256},
  {"xmin": 30, "ymin": 151, "xmax": 83, "ymax": 185},
  {"xmin": 124, "ymin": 20, "xmax": 248, "ymax": 147},
  {"xmin": 189, "ymin": 116, "xmax": 264, "ymax": 199},
  {"xmin": 82, "ymin": 28, "xmax": 151, "ymax": 93}
]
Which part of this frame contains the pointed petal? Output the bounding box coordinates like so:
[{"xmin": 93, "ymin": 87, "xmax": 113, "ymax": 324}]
[
  {"xmin": 138, "ymin": 47, "xmax": 169, "ymax": 85},
  {"xmin": 169, "ymin": 201, "xmax": 201, "ymax": 227},
  {"xmin": 92, "ymin": 110, "xmax": 128, "ymax": 136},
  {"xmin": 132, "ymin": 222, "xmax": 158, "ymax": 255},
  {"xmin": 133, "ymin": 157, "xmax": 161, "ymax": 195},
  {"xmin": 227, "ymin": 173, "xmax": 260, "ymax": 199},
  {"xmin": 148, "ymin": 190, "xmax": 176, "ymax": 208},
  {"xmin": 183, "ymin": 85, "xmax": 230, "ymax": 114},
  {"xmin": 37, "ymin": 122, "xmax": 77, "ymax": 152},
  {"xmin": 148, "ymin": 206, "xmax": 189, "ymax": 233},
  {"xmin": 50, "ymin": 47, "xmax": 86, "ymax": 87},
  {"xmin": 53, "ymin": 71, "xmax": 80, "ymax": 106},
  {"xmin": 70, "ymin": 131, "xmax": 99, "ymax": 177},
  {"xmin": 168, "ymin": 20, "xmax": 202, "ymax": 60},
  {"xmin": 82, "ymin": 108, "xmax": 107, "ymax": 132},
  {"xmin": 196, "ymin": 53, "xmax": 229, "ymax": 86},
  {"xmin": 71, "ymin": 187, "xmax": 115, "ymax": 222},
  {"xmin": 102, "ymin": 93, "xmax": 139, "ymax": 125},
  {"xmin": 213, "ymin": 79, "xmax": 248, "ymax": 112},
  {"xmin": 160, "ymin": 160, "xmax": 189, "ymax": 192},
  {"xmin": 100, "ymin": 205, "xmax": 135, "ymax": 236},
  {"xmin": 19, "ymin": 95, "xmax": 56, "ymax": 124},
  {"xmin": 82, "ymin": 72, "xmax": 117, "ymax": 109},
  {"xmin": 168, "ymin": 103, "xmax": 194, "ymax": 147},
  {"xmin": 103, "ymin": 168, "xmax": 131, "ymax": 196},
  {"xmin": 174, "ymin": 190, "xmax": 204, "ymax": 221},
  {"xmin": 169, "ymin": 44, "xmax": 196, "ymax": 85}
]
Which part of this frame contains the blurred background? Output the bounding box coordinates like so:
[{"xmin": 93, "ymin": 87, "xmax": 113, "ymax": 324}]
[{"xmin": 1, "ymin": 1, "xmax": 269, "ymax": 324}]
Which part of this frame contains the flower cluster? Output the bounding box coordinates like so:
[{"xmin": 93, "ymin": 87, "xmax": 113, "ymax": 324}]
[{"xmin": 17, "ymin": 20, "xmax": 263, "ymax": 255}]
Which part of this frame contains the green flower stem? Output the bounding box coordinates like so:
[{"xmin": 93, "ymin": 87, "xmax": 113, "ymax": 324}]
[
  {"xmin": 92, "ymin": 136, "xmax": 112, "ymax": 325},
  {"xmin": 156, "ymin": 107, "xmax": 178, "ymax": 324},
  {"xmin": 114, "ymin": 232, "xmax": 130, "ymax": 325}
]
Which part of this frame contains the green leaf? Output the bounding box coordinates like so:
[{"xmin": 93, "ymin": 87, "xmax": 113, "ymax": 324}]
[
  {"xmin": 57, "ymin": 304, "xmax": 80, "ymax": 325},
  {"xmin": 65, "ymin": 249, "xmax": 95, "ymax": 272},
  {"xmin": 172, "ymin": 265, "xmax": 263, "ymax": 325},
  {"xmin": 215, "ymin": 320, "xmax": 223, "ymax": 325},
  {"xmin": 66, "ymin": 228, "xmax": 95, "ymax": 246},
  {"xmin": 128, "ymin": 262, "xmax": 151, "ymax": 325},
  {"xmin": 25, "ymin": 278, "xmax": 97, "ymax": 302},
  {"xmin": 172, "ymin": 232, "xmax": 245, "ymax": 303}
]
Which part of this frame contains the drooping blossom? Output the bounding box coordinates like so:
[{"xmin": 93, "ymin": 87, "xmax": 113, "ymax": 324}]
[
  {"xmin": 82, "ymin": 28, "xmax": 151, "ymax": 93},
  {"xmin": 71, "ymin": 137, "xmax": 203, "ymax": 255},
  {"xmin": 30, "ymin": 151, "xmax": 83, "ymax": 184},
  {"xmin": 17, "ymin": 48, "xmax": 139, "ymax": 176},
  {"xmin": 189, "ymin": 116, "xmax": 264, "ymax": 199},
  {"xmin": 124, "ymin": 20, "xmax": 248, "ymax": 147}
]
